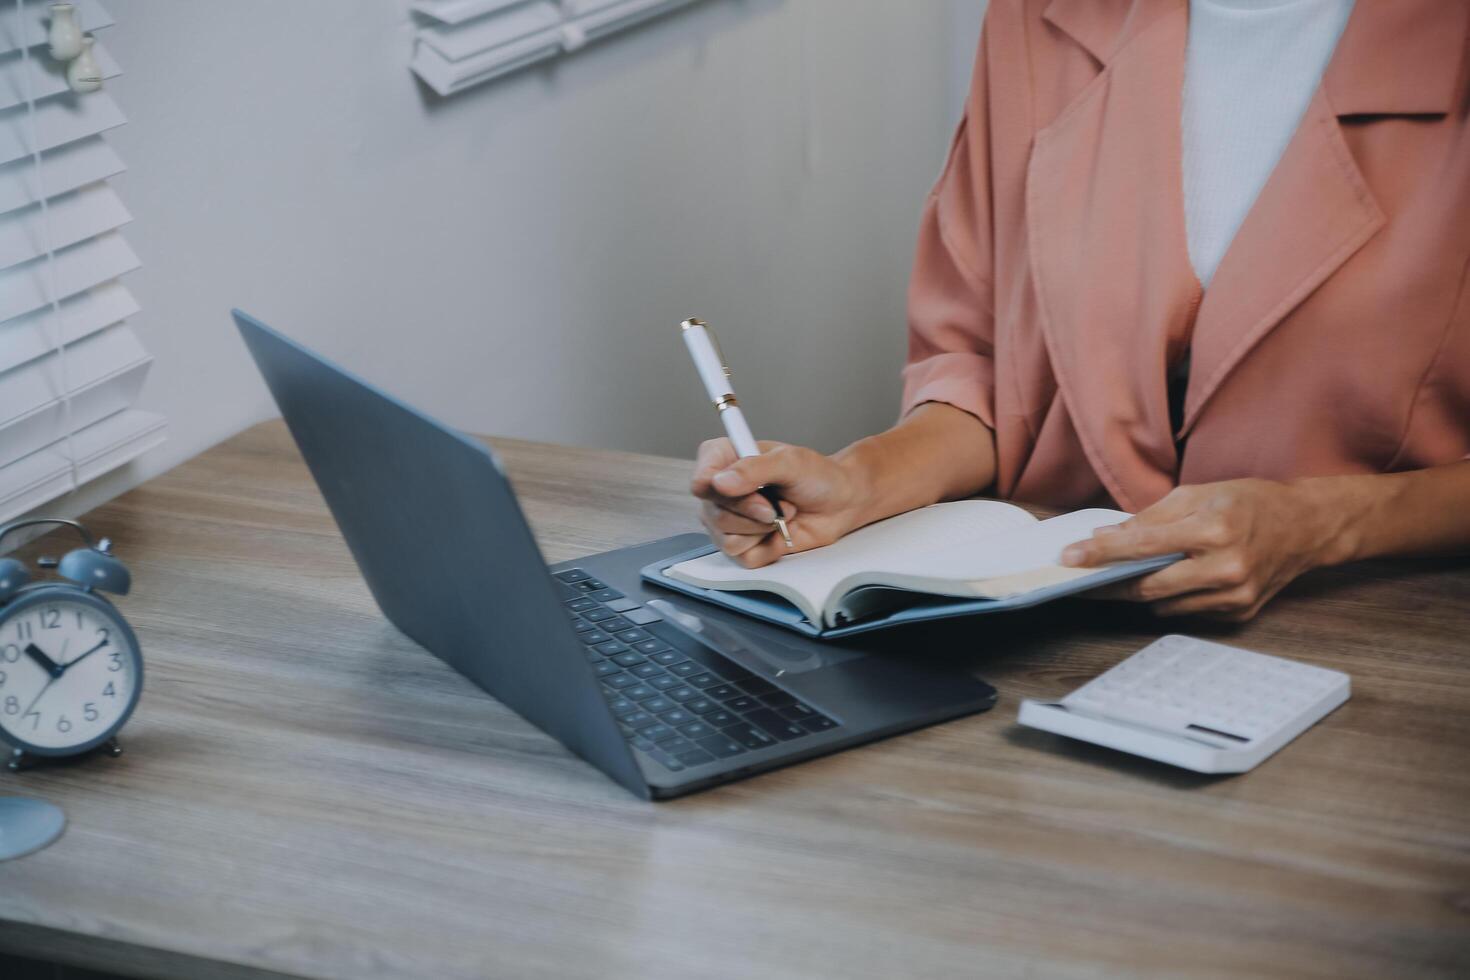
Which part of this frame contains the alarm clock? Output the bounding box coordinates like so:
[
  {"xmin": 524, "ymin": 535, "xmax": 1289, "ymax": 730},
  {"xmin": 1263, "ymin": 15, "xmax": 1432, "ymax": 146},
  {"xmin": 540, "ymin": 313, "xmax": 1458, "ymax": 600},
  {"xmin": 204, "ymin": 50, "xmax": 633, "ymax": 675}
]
[{"xmin": 0, "ymin": 519, "xmax": 142, "ymax": 768}]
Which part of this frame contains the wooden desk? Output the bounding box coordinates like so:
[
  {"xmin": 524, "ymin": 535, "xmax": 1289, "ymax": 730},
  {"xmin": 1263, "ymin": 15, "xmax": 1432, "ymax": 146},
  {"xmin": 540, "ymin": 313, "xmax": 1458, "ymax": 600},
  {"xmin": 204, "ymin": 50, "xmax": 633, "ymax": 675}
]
[{"xmin": 1, "ymin": 420, "xmax": 1467, "ymax": 979}]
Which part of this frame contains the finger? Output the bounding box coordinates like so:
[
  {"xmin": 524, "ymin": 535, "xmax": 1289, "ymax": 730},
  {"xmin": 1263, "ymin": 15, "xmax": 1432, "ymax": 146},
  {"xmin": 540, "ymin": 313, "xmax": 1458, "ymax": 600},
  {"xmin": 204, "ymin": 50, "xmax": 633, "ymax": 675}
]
[
  {"xmin": 704, "ymin": 499, "xmax": 800, "ymax": 536},
  {"xmin": 690, "ymin": 438, "xmax": 740, "ymax": 498},
  {"xmin": 707, "ymin": 444, "xmax": 811, "ymax": 499},
  {"xmin": 704, "ymin": 491, "xmax": 777, "ymax": 524},
  {"xmin": 1125, "ymin": 486, "xmax": 1206, "ymax": 526},
  {"xmin": 1120, "ymin": 552, "xmax": 1252, "ymax": 602},
  {"xmin": 1061, "ymin": 517, "xmax": 1204, "ymax": 567},
  {"xmin": 1151, "ymin": 585, "xmax": 1259, "ymax": 618},
  {"xmin": 699, "ymin": 512, "xmax": 772, "ymax": 560}
]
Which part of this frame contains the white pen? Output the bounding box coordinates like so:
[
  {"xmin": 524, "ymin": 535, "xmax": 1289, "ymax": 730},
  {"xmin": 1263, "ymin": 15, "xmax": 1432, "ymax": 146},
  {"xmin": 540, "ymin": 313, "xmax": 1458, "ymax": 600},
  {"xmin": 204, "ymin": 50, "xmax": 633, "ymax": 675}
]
[{"xmin": 680, "ymin": 316, "xmax": 794, "ymax": 548}]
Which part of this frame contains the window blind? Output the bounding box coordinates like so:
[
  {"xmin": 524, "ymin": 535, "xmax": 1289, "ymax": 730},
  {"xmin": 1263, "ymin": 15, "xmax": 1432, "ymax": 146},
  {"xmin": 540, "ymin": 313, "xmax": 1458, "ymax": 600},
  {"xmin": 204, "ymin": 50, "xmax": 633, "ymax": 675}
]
[
  {"xmin": 0, "ymin": 0, "xmax": 163, "ymax": 525},
  {"xmin": 411, "ymin": 0, "xmax": 705, "ymax": 96}
]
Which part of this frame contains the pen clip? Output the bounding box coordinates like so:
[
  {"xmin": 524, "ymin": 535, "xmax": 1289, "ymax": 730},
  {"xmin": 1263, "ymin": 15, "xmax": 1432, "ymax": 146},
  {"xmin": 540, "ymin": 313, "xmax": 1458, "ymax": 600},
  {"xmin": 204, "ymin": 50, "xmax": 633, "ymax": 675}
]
[{"xmin": 682, "ymin": 317, "xmax": 732, "ymax": 379}]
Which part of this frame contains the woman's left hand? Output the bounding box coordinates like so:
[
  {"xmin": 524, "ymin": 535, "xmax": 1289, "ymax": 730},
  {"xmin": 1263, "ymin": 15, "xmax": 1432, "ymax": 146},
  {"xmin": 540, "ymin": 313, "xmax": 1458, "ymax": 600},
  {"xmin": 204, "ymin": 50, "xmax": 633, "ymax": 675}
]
[{"xmin": 1059, "ymin": 479, "xmax": 1336, "ymax": 621}]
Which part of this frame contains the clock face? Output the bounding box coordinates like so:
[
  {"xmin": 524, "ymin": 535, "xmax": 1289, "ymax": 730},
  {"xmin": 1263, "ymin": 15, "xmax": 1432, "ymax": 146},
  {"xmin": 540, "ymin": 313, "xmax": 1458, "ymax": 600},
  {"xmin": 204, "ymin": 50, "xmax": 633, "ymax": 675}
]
[{"xmin": 0, "ymin": 590, "xmax": 142, "ymax": 755}]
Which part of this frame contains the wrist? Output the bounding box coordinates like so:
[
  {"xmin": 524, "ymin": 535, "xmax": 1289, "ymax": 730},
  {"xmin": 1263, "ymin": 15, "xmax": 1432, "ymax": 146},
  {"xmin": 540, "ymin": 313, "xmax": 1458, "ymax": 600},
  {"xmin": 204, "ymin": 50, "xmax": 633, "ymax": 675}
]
[
  {"xmin": 832, "ymin": 437, "xmax": 901, "ymax": 531},
  {"xmin": 1286, "ymin": 475, "xmax": 1392, "ymax": 568}
]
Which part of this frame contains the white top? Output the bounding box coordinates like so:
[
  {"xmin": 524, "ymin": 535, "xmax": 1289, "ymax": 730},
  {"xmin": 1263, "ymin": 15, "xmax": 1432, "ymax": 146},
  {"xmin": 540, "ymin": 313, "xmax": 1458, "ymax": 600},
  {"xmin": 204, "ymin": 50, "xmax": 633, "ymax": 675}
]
[{"xmin": 1181, "ymin": 0, "xmax": 1355, "ymax": 287}]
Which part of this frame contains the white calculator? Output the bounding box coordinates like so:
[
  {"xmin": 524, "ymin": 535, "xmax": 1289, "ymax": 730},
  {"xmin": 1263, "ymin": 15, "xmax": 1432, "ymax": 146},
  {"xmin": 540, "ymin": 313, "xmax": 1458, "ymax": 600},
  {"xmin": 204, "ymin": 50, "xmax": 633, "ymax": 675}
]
[{"xmin": 1017, "ymin": 634, "xmax": 1351, "ymax": 773}]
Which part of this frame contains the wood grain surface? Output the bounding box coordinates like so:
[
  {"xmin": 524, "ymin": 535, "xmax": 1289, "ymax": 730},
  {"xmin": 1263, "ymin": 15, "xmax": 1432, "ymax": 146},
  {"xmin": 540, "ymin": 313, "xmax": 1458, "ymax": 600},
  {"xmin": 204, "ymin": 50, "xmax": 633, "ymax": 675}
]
[{"xmin": 0, "ymin": 420, "xmax": 1466, "ymax": 980}]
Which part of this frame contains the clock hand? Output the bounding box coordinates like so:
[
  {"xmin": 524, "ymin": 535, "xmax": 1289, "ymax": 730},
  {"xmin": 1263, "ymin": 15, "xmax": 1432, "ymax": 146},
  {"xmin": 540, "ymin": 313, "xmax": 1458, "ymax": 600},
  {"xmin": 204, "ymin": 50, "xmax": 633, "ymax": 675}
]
[
  {"xmin": 23, "ymin": 643, "xmax": 65, "ymax": 680},
  {"xmin": 59, "ymin": 637, "xmax": 109, "ymax": 674}
]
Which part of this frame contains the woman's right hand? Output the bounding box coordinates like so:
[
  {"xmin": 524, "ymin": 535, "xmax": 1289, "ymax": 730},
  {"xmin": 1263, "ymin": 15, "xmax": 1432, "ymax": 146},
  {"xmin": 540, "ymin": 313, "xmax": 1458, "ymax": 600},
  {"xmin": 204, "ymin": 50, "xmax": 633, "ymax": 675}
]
[{"xmin": 690, "ymin": 439, "xmax": 873, "ymax": 568}]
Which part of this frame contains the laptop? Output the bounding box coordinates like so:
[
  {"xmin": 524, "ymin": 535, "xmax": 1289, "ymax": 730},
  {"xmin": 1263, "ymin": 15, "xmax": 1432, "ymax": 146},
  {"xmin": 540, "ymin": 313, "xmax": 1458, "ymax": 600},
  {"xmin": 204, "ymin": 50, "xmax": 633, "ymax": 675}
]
[{"xmin": 234, "ymin": 310, "xmax": 997, "ymax": 799}]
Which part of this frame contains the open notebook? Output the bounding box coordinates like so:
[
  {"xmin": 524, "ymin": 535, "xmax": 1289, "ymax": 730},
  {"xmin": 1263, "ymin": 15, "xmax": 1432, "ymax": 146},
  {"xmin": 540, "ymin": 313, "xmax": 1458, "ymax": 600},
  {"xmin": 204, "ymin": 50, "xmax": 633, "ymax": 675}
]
[{"xmin": 640, "ymin": 501, "xmax": 1179, "ymax": 639}]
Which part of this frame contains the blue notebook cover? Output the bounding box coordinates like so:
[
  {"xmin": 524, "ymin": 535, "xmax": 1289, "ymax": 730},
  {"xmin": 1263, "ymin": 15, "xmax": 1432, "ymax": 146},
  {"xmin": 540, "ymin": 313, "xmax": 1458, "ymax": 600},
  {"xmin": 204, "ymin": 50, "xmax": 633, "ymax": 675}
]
[{"xmin": 640, "ymin": 544, "xmax": 1179, "ymax": 640}]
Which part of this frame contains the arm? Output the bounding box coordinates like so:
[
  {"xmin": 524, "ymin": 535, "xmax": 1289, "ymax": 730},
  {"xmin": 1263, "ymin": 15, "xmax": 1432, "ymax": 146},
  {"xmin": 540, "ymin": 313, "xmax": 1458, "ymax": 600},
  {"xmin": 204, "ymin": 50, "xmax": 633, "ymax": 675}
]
[{"xmin": 1060, "ymin": 462, "xmax": 1470, "ymax": 621}]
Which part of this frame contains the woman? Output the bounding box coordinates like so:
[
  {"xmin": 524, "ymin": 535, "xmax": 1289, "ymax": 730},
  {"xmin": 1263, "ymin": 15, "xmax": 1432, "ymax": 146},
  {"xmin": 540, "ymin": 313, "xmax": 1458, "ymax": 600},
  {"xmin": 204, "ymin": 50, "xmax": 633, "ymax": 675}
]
[{"xmin": 691, "ymin": 0, "xmax": 1470, "ymax": 621}]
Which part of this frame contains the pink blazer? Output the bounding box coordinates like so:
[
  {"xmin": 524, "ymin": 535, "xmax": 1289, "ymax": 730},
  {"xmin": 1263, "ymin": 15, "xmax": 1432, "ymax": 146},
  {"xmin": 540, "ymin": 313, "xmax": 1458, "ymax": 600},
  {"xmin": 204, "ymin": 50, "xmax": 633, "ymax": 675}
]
[{"xmin": 902, "ymin": 0, "xmax": 1470, "ymax": 512}]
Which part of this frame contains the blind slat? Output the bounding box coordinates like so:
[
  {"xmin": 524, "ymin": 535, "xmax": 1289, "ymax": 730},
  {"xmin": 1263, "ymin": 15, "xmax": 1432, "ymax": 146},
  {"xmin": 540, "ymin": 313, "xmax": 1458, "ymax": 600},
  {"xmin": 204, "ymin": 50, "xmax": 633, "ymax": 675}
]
[
  {"xmin": 0, "ymin": 40, "xmax": 121, "ymax": 113},
  {"xmin": 420, "ymin": 0, "xmax": 560, "ymax": 61},
  {"xmin": 413, "ymin": 0, "xmax": 705, "ymax": 95},
  {"xmin": 0, "ymin": 279, "xmax": 138, "ymax": 374},
  {"xmin": 0, "ymin": 408, "xmax": 165, "ymax": 525},
  {"xmin": 0, "ymin": 322, "xmax": 152, "ymax": 468},
  {"xmin": 0, "ymin": 229, "xmax": 138, "ymax": 322},
  {"xmin": 411, "ymin": 0, "xmax": 530, "ymax": 27},
  {"xmin": 0, "ymin": 135, "xmax": 124, "ymax": 216},
  {"xmin": 0, "ymin": 90, "xmax": 126, "ymax": 167},
  {"xmin": 0, "ymin": 180, "xmax": 130, "ymax": 271}
]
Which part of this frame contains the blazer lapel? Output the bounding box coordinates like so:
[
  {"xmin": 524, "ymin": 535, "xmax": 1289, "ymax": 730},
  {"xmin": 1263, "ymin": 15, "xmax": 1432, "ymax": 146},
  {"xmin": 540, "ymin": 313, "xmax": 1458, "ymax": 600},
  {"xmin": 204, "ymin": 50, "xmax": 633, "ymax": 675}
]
[
  {"xmin": 1028, "ymin": 0, "xmax": 1192, "ymax": 510},
  {"xmin": 1178, "ymin": 0, "xmax": 1468, "ymax": 435}
]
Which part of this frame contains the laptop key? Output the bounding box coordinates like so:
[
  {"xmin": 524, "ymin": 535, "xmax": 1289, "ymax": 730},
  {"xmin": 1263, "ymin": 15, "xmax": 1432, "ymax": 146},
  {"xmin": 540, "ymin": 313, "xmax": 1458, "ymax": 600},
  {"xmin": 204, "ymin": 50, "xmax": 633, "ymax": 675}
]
[
  {"xmin": 724, "ymin": 722, "xmax": 778, "ymax": 751},
  {"xmin": 667, "ymin": 685, "xmax": 700, "ymax": 702},
  {"xmin": 778, "ymin": 702, "xmax": 818, "ymax": 720},
  {"xmin": 679, "ymin": 722, "xmax": 715, "ymax": 740},
  {"xmin": 556, "ymin": 569, "xmax": 591, "ymax": 583},
  {"xmin": 651, "ymin": 650, "xmax": 682, "ymax": 666},
  {"xmin": 611, "ymin": 652, "xmax": 646, "ymax": 668},
  {"xmin": 800, "ymin": 715, "xmax": 837, "ymax": 733},
  {"xmin": 705, "ymin": 684, "xmax": 741, "ymax": 701},
  {"xmin": 619, "ymin": 628, "xmax": 653, "ymax": 644},
  {"xmin": 632, "ymin": 639, "xmax": 670, "ymax": 655},
  {"xmin": 695, "ymin": 733, "xmax": 746, "ymax": 758},
  {"xmin": 624, "ymin": 711, "xmax": 658, "ymax": 729},
  {"xmin": 566, "ymin": 597, "xmax": 599, "ymax": 612},
  {"xmin": 642, "ymin": 723, "xmax": 677, "ymax": 743},
  {"xmin": 600, "ymin": 616, "xmax": 635, "ymax": 632},
  {"xmin": 685, "ymin": 697, "xmax": 719, "ymax": 715},
  {"xmin": 642, "ymin": 696, "xmax": 676, "ymax": 714},
  {"xmin": 670, "ymin": 662, "xmax": 702, "ymax": 678},
  {"xmin": 624, "ymin": 684, "xmax": 659, "ymax": 701},
  {"xmin": 660, "ymin": 708, "xmax": 696, "ymax": 727},
  {"xmin": 579, "ymin": 629, "xmax": 612, "ymax": 645},
  {"xmin": 595, "ymin": 641, "xmax": 630, "ymax": 657},
  {"xmin": 608, "ymin": 698, "xmax": 639, "ymax": 717},
  {"xmin": 604, "ymin": 674, "xmax": 638, "ymax": 690},
  {"xmin": 582, "ymin": 578, "xmax": 608, "ymax": 590},
  {"xmin": 622, "ymin": 607, "xmax": 663, "ymax": 625},
  {"xmin": 688, "ymin": 673, "xmax": 722, "ymax": 690},
  {"xmin": 675, "ymin": 747, "xmax": 717, "ymax": 767},
  {"xmin": 649, "ymin": 675, "xmax": 680, "ymax": 691},
  {"xmin": 704, "ymin": 709, "xmax": 738, "ymax": 728},
  {"xmin": 572, "ymin": 620, "xmax": 596, "ymax": 633},
  {"xmin": 583, "ymin": 608, "xmax": 617, "ymax": 622},
  {"xmin": 631, "ymin": 663, "xmax": 662, "ymax": 679},
  {"xmin": 746, "ymin": 708, "xmax": 809, "ymax": 741},
  {"xmin": 589, "ymin": 588, "xmax": 624, "ymax": 602},
  {"xmin": 594, "ymin": 662, "xmax": 621, "ymax": 677},
  {"xmin": 725, "ymin": 695, "xmax": 761, "ymax": 713}
]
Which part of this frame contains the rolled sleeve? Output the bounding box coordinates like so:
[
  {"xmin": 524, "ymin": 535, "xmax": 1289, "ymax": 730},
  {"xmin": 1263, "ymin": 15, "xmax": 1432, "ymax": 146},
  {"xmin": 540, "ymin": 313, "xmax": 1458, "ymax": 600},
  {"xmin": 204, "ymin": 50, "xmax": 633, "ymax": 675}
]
[{"xmin": 901, "ymin": 93, "xmax": 998, "ymax": 430}]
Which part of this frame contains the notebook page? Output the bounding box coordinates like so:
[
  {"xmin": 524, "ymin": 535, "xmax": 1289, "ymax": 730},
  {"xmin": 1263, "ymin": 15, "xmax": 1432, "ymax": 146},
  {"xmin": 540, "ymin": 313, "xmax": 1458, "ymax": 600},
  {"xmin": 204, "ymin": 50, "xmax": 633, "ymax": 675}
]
[
  {"xmin": 861, "ymin": 509, "xmax": 1131, "ymax": 590},
  {"xmin": 667, "ymin": 499, "xmax": 1036, "ymax": 613}
]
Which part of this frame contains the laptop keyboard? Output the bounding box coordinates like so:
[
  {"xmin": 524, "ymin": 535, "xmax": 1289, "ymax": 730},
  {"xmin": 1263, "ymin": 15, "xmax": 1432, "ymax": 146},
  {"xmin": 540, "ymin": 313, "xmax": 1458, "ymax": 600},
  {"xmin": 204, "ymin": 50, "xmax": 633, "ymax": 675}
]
[{"xmin": 555, "ymin": 568, "xmax": 840, "ymax": 773}]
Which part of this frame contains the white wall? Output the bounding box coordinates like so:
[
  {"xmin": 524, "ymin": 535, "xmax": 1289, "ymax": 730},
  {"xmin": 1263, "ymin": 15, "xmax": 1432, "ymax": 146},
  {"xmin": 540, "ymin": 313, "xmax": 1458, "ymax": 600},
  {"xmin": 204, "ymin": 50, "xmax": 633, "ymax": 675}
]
[{"xmin": 34, "ymin": 0, "xmax": 988, "ymax": 525}]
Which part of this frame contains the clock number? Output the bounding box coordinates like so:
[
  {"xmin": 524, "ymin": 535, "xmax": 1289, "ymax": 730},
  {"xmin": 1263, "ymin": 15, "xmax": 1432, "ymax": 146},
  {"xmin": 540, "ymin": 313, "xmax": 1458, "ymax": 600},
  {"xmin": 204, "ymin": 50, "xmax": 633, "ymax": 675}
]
[
  {"xmin": 84, "ymin": 702, "xmax": 99, "ymax": 722},
  {"xmin": 56, "ymin": 714, "xmax": 71, "ymax": 734},
  {"xmin": 3, "ymin": 695, "xmax": 16, "ymax": 715},
  {"xmin": 15, "ymin": 620, "xmax": 32, "ymax": 641},
  {"xmin": 75, "ymin": 609, "xmax": 86, "ymax": 629},
  {"xmin": 108, "ymin": 650, "xmax": 123, "ymax": 672},
  {"xmin": 103, "ymin": 681, "xmax": 116, "ymax": 698},
  {"xmin": 0, "ymin": 644, "xmax": 16, "ymax": 663},
  {"xmin": 23, "ymin": 709, "xmax": 39, "ymax": 730},
  {"xmin": 97, "ymin": 627, "xmax": 111, "ymax": 644},
  {"xmin": 42, "ymin": 608, "xmax": 60, "ymax": 629}
]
